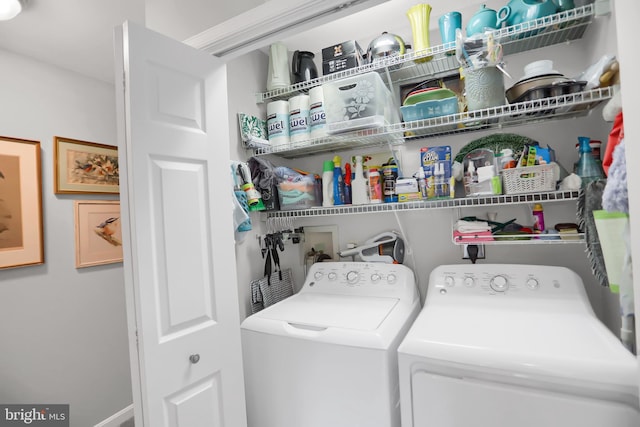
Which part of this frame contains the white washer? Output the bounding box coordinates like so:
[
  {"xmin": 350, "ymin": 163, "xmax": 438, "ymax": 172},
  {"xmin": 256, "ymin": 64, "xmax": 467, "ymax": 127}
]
[
  {"xmin": 398, "ymin": 264, "xmax": 640, "ymax": 427},
  {"xmin": 241, "ymin": 261, "xmax": 420, "ymax": 427}
]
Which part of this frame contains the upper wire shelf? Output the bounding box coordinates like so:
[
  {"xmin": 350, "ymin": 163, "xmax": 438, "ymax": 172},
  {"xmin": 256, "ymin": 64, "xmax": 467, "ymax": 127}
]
[
  {"xmin": 263, "ymin": 190, "xmax": 579, "ymax": 219},
  {"xmin": 255, "ymin": 5, "xmax": 594, "ymax": 103}
]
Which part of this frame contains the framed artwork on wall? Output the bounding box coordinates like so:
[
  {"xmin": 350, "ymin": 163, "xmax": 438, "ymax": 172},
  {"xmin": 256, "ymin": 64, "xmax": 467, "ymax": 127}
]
[
  {"xmin": 54, "ymin": 136, "xmax": 119, "ymax": 194},
  {"xmin": 0, "ymin": 136, "xmax": 44, "ymax": 269},
  {"xmin": 74, "ymin": 200, "xmax": 123, "ymax": 268}
]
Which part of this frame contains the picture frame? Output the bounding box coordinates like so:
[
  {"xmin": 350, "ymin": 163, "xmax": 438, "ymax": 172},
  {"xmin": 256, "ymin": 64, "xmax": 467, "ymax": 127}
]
[
  {"xmin": 54, "ymin": 136, "xmax": 119, "ymax": 194},
  {"xmin": 74, "ymin": 200, "xmax": 123, "ymax": 268},
  {"xmin": 0, "ymin": 136, "xmax": 44, "ymax": 269}
]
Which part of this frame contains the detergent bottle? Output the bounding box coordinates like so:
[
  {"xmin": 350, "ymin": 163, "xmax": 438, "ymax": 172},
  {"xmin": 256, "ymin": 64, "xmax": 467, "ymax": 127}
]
[
  {"xmin": 322, "ymin": 160, "xmax": 334, "ymax": 207},
  {"xmin": 333, "ymin": 155, "xmax": 345, "ymax": 206}
]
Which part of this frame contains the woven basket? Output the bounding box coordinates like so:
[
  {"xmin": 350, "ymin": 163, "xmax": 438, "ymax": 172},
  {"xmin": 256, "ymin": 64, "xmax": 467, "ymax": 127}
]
[{"xmin": 502, "ymin": 164, "xmax": 557, "ymax": 195}]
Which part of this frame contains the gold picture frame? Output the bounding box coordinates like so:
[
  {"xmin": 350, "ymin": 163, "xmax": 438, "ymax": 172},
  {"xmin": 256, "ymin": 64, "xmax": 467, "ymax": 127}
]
[
  {"xmin": 0, "ymin": 136, "xmax": 44, "ymax": 269},
  {"xmin": 74, "ymin": 200, "xmax": 123, "ymax": 268},
  {"xmin": 54, "ymin": 136, "xmax": 119, "ymax": 194}
]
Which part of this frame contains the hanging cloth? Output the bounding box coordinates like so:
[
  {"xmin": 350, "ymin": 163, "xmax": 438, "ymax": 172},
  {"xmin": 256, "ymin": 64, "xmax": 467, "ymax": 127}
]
[{"xmin": 249, "ymin": 233, "xmax": 294, "ymax": 314}]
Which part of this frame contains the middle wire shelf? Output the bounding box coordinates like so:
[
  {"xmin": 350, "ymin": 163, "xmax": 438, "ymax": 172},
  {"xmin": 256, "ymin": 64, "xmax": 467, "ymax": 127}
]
[{"xmin": 251, "ymin": 86, "xmax": 613, "ymax": 159}]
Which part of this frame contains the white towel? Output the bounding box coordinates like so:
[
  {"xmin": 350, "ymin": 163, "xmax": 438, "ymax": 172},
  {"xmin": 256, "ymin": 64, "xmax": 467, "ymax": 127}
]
[{"xmin": 455, "ymin": 220, "xmax": 492, "ymax": 233}]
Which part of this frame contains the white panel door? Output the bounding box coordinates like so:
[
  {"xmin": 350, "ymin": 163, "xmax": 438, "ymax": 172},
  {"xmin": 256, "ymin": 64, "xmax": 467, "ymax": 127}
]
[{"xmin": 114, "ymin": 21, "xmax": 246, "ymax": 427}]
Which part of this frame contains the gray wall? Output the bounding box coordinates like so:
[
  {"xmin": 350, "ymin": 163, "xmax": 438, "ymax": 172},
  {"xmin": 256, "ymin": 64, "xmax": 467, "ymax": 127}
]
[{"xmin": 0, "ymin": 49, "xmax": 132, "ymax": 427}]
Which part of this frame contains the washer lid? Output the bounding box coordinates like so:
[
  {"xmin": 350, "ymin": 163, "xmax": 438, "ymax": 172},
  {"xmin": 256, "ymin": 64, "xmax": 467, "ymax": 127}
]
[
  {"xmin": 399, "ymin": 306, "xmax": 638, "ymax": 392},
  {"xmin": 252, "ymin": 293, "xmax": 399, "ymax": 331}
]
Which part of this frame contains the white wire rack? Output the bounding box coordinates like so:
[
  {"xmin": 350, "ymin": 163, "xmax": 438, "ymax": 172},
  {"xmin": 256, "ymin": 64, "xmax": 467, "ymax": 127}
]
[
  {"xmin": 263, "ymin": 190, "xmax": 580, "ymax": 219},
  {"xmin": 251, "ymin": 86, "xmax": 613, "ymax": 158},
  {"xmin": 452, "ymin": 232, "xmax": 585, "ymax": 245},
  {"xmin": 255, "ymin": 5, "xmax": 594, "ymax": 103}
]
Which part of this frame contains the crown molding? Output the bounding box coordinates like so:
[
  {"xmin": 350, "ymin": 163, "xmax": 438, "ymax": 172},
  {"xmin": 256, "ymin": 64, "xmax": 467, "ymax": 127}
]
[{"xmin": 183, "ymin": 0, "xmax": 388, "ymax": 60}]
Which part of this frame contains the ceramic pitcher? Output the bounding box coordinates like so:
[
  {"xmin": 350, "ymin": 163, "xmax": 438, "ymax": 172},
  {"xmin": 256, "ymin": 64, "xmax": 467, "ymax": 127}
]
[
  {"xmin": 406, "ymin": 3, "xmax": 433, "ymax": 63},
  {"xmin": 267, "ymin": 42, "xmax": 291, "ymax": 91}
]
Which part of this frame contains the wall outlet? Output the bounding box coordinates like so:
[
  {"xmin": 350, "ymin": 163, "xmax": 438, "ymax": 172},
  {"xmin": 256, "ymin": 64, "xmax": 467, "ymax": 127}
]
[{"xmin": 462, "ymin": 244, "xmax": 485, "ymax": 260}]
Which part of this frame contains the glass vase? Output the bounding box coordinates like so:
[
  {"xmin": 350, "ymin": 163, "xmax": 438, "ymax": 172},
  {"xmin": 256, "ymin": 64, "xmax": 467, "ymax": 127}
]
[{"xmin": 406, "ymin": 3, "xmax": 433, "ymax": 63}]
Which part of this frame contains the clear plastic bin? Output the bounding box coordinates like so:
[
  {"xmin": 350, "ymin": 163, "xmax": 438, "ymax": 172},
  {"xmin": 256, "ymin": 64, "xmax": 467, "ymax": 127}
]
[{"xmin": 323, "ymin": 72, "xmax": 398, "ymax": 134}]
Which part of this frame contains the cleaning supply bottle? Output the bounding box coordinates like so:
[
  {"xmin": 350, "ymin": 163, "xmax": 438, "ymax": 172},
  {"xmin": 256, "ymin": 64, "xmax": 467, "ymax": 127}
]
[
  {"xmin": 417, "ymin": 167, "xmax": 427, "ymax": 199},
  {"xmin": 500, "ymin": 148, "xmax": 517, "ymax": 170},
  {"xmin": 368, "ymin": 167, "xmax": 383, "ymax": 204},
  {"xmin": 382, "ymin": 159, "xmax": 399, "ymax": 203},
  {"xmin": 435, "ymin": 162, "xmax": 445, "ymax": 197},
  {"xmin": 532, "ymin": 203, "xmax": 545, "ymax": 233},
  {"xmin": 322, "ymin": 160, "xmax": 334, "ymax": 207},
  {"xmin": 343, "ymin": 161, "xmax": 352, "ymax": 204},
  {"xmin": 352, "ymin": 155, "xmax": 369, "ymax": 205},
  {"xmin": 332, "ymin": 155, "xmax": 344, "ymax": 206},
  {"xmin": 464, "ymin": 160, "xmax": 477, "ymax": 196},
  {"xmin": 576, "ymin": 136, "xmax": 605, "ymax": 187}
]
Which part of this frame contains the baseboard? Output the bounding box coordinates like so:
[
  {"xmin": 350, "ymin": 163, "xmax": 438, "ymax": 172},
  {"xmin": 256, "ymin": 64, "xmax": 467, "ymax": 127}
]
[{"xmin": 94, "ymin": 404, "xmax": 134, "ymax": 427}]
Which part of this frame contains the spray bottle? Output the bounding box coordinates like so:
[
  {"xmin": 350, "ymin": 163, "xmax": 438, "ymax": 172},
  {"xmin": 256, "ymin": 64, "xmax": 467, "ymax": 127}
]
[
  {"xmin": 351, "ymin": 155, "xmax": 369, "ymax": 205},
  {"xmin": 333, "ymin": 155, "xmax": 344, "ymax": 206}
]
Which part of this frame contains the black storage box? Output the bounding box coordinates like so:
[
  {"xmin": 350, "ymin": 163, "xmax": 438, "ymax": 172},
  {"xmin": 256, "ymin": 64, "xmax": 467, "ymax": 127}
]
[{"xmin": 321, "ymin": 40, "xmax": 364, "ymax": 75}]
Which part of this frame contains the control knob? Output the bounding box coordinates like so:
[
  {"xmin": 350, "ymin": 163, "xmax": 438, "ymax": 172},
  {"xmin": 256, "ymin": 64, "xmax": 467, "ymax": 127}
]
[
  {"xmin": 328, "ymin": 272, "xmax": 337, "ymax": 281},
  {"xmin": 346, "ymin": 271, "xmax": 359, "ymax": 283},
  {"xmin": 490, "ymin": 275, "xmax": 509, "ymax": 292},
  {"xmin": 526, "ymin": 278, "xmax": 539, "ymax": 290},
  {"xmin": 387, "ymin": 274, "xmax": 397, "ymax": 284},
  {"xmin": 314, "ymin": 271, "xmax": 324, "ymax": 280},
  {"xmin": 370, "ymin": 273, "xmax": 381, "ymax": 283}
]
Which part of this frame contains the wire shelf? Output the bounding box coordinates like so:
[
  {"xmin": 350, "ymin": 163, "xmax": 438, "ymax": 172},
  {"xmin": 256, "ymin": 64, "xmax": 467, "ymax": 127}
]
[
  {"xmin": 263, "ymin": 190, "xmax": 579, "ymax": 218},
  {"xmin": 452, "ymin": 233, "xmax": 585, "ymax": 245},
  {"xmin": 255, "ymin": 5, "xmax": 594, "ymax": 103},
  {"xmin": 251, "ymin": 86, "xmax": 613, "ymax": 158}
]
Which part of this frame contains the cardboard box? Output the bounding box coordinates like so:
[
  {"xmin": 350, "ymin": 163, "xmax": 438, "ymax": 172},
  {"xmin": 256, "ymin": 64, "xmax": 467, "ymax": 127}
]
[{"xmin": 321, "ymin": 40, "xmax": 364, "ymax": 75}]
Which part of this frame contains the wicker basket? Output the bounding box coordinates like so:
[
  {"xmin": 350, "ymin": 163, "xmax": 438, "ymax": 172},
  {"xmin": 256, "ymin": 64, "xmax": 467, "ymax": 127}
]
[{"xmin": 502, "ymin": 163, "xmax": 557, "ymax": 195}]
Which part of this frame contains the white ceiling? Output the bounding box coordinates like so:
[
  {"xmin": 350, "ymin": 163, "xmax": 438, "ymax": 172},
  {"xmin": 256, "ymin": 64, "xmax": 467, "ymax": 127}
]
[
  {"xmin": 0, "ymin": 0, "xmax": 145, "ymax": 84},
  {"xmin": 0, "ymin": 0, "xmax": 491, "ymax": 85}
]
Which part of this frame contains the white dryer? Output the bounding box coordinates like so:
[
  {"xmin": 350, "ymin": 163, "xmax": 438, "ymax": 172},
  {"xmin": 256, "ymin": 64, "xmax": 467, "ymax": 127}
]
[
  {"xmin": 241, "ymin": 261, "xmax": 421, "ymax": 427},
  {"xmin": 398, "ymin": 264, "xmax": 640, "ymax": 427}
]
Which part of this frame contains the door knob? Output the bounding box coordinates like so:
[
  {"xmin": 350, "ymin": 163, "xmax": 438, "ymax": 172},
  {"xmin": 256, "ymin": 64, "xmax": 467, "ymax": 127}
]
[{"xmin": 189, "ymin": 354, "xmax": 200, "ymax": 364}]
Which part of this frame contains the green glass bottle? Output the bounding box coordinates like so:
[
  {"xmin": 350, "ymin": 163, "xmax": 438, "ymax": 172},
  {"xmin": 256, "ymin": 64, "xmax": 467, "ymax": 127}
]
[{"xmin": 575, "ymin": 136, "xmax": 605, "ymax": 187}]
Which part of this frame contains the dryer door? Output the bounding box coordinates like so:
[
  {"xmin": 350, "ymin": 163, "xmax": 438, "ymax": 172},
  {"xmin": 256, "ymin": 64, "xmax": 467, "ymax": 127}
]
[{"xmin": 411, "ymin": 371, "xmax": 640, "ymax": 427}]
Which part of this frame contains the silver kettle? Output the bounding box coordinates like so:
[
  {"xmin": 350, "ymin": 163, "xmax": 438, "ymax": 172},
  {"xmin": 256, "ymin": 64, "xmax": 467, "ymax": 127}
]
[{"xmin": 366, "ymin": 32, "xmax": 408, "ymax": 70}]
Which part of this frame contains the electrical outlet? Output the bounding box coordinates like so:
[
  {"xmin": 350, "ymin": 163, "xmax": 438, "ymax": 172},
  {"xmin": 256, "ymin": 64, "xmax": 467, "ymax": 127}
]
[{"xmin": 462, "ymin": 244, "xmax": 485, "ymax": 260}]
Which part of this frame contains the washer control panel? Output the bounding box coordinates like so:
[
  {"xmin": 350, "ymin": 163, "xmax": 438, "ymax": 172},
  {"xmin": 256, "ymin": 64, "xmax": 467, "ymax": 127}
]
[
  {"xmin": 430, "ymin": 264, "xmax": 585, "ymax": 299},
  {"xmin": 302, "ymin": 262, "xmax": 417, "ymax": 301}
]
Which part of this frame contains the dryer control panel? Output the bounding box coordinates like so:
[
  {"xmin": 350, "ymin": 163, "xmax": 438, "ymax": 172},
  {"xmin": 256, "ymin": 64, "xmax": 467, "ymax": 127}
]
[
  {"xmin": 428, "ymin": 264, "xmax": 590, "ymax": 303},
  {"xmin": 301, "ymin": 262, "xmax": 418, "ymax": 302}
]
